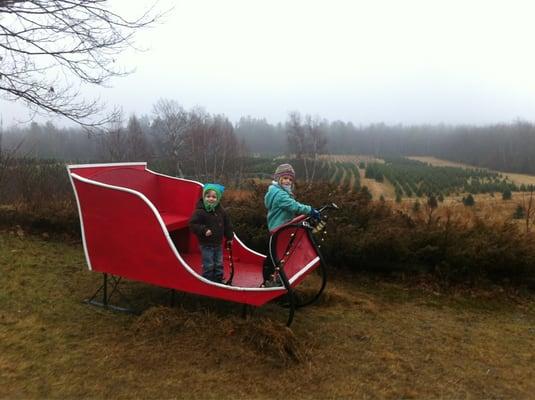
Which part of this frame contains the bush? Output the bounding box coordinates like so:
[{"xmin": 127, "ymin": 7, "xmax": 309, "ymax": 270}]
[
  {"xmin": 463, "ymin": 194, "xmax": 475, "ymax": 206},
  {"xmin": 359, "ymin": 186, "xmax": 372, "ymax": 202},
  {"xmin": 227, "ymin": 183, "xmax": 535, "ymax": 287},
  {"xmin": 513, "ymin": 205, "xmax": 525, "ymax": 219},
  {"xmin": 427, "ymin": 195, "xmax": 438, "ymax": 209},
  {"xmin": 3, "ymin": 164, "xmax": 534, "ymax": 289}
]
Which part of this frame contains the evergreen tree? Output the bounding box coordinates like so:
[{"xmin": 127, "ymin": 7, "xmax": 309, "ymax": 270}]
[
  {"xmin": 359, "ymin": 186, "xmax": 373, "ymax": 202},
  {"xmin": 463, "ymin": 194, "xmax": 475, "ymax": 206},
  {"xmin": 427, "ymin": 194, "xmax": 438, "ymax": 209},
  {"xmin": 513, "ymin": 205, "xmax": 525, "ymax": 219}
]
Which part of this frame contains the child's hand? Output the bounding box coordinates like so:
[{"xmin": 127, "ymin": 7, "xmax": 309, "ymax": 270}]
[{"xmin": 205, "ymin": 229, "xmax": 212, "ymax": 237}]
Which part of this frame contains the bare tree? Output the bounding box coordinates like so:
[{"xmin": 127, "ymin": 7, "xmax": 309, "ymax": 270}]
[
  {"xmin": 186, "ymin": 107, "xmax": 210, "ymax": 179},
  {"xmin": 184, "ymin": 109, "xmax": 243, "ymax": 182},
  {"xmin": 125, "ymin": 114, "xmax": 150, "ymax": 161},
  {"xmin": 0, "ymin": 118, "xmax": 24, "ymax": 201},
  {"xmin": 152, "ymin": 99, "xmax": 189, "ymax": 177},
  {"xmin": 286, "ymin": 111, "xmax": 327, "ymax": 185},
  {"xmin": 99, "ymin": 112, "xmax": 128, "ymax": 161},
  {"xmin": 208, "ymin": 114, "xmax": 237, "ymax": 182},
  {"xmin": 521, "ymin": 186, "xmax": 535, "ymax": 233},
  {"xmin": 0, "ymin": 0, "xmax": 160, "ymax": 127},
  {"xmin": 286, "ymin": 111, "xmax": 309, "ymax": 180},
  {"xmin": 304, "ymin": 114, "xmax": 327, "ymax": 183}
]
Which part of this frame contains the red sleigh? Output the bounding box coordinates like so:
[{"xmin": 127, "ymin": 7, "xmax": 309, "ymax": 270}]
[{"xmin": 67, "ymin": 162, "xmax": 336, "ymax": 325}]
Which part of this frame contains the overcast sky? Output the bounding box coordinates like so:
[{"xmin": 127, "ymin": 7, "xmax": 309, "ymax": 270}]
[{"xmin": 2, "ymin": 0, "xmax": 535, "ymax": 127}]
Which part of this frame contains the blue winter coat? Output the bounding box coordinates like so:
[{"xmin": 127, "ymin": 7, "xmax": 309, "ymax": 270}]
[{"xmin": 264, "ymin": 182, "xmax": 312, "ymax": 231}]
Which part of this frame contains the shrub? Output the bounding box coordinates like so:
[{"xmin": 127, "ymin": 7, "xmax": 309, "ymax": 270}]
[
  {"xmin": 228, "ymin": 183, "xmax": 535, "ymax": 286},
  {"xmin": 463, "ymin": 194, "xmax": 475, "ymax": 206},
  {"xmin": 427, "ymin": 195, "xmax": 438, "ymax": 209},
  {"xmin": 359, "ymin": 186, "xmax": 372, "ymax": 202},
  {"xmin": 513, "ymin": 205, "xmax": 525, "ymax": 219},
  {"xmin": 3, "ymin": 166, "xmax": 534, "ymax": 288}
]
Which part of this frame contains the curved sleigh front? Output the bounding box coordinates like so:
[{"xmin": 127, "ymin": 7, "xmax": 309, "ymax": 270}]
[{"xmin": 67, "ymin": 163, "xmax": 323, "ymax": 315}]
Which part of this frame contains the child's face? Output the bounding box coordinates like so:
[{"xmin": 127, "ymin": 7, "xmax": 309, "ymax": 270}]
[
  {"xmin": 280, "ymin": 176, "xmax": 293, "ymax": 186},
  {"xmin": 204, "ymin": 190, "xmax": 218, "ymax": 204}
]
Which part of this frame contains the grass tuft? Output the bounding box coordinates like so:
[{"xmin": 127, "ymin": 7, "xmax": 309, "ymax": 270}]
[{"xmin": 239, "ymin": 319, "xmax": 306, "ymax": 364}]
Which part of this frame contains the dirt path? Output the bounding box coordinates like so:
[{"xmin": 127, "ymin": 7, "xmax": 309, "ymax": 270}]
[
  {"xmin": 338, "ymin": 167, "xmax": 347, "ymax": 189},
  {"xmin": 329, "ymin": 164, "xmax": 338, "ymax": 184},
  {"xmin": 347, "ymin": 169, "xmax": 356, "ymax": 192},
  {"xmin": 359, "ymin": 168, "xmax": 396, "ymax": 199}
]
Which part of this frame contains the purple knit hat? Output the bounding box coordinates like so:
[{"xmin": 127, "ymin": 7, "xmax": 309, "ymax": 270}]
[{"xmin": 273, "ymin": 163, "xmax": 295, "ymax": 181}]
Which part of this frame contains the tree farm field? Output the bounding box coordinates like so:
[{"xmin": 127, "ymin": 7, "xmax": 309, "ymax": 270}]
[
  {"xmin": 409, "ymin": 156, "xmax": 535, "ymax": 188},
  {"xmin": 323, "ymin": 154, "xmax": 535, "ymax": 224},
  {"xmin": 1, "ymin": 230, "xmax": 534, "ymax": 399}
]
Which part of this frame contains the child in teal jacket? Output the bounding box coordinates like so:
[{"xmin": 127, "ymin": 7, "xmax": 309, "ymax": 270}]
[
  {"xmin": 264, "ymin": 163, "xmax": 319, "ymax": 231},
  {"xmin": 262, "ymin": 164, "xmax": 319, "ymax": 286}
]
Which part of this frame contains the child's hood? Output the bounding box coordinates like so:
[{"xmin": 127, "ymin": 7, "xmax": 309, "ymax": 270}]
[
  {"xmin": 265, "ymin": 182, "xmax": 292, "ymax": 208},
  {"xmin": 203, "ymin": 183, "xmax": 225, "ymax": 201},
  {"xmin": 202, "ymin": 183, "xmax": 225, "ymax": 211}
]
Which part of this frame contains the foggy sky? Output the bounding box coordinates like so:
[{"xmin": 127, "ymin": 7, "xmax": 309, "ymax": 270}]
[{"xmin": 2, "ymin": 0, "xmax": 535, "ymax": 127}]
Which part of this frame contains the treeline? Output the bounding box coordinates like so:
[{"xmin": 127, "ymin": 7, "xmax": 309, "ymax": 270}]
[
  {"xmin": 3, "ymin": 108, "xmax": 535, "ymax": 174},
  {"xmin": 1, "ymin": 100, "xmax": 247, "ymax": 182},
  {"xmin": 236, "ymin": 118, "xmax": 535, "ymax": 174}
]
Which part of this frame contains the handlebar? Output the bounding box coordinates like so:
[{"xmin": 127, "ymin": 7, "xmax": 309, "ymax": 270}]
[
  {"xmin": 318, "ymin": 202, "xmax": 339, "ymax": 213},
  {"xmin": 301, "ymin": 202, "xmax": 340, "ymax": 231}
]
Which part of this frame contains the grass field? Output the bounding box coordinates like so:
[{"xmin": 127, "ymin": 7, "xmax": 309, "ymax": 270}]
[{"xmin": 1, "ymin": 231, "xmax": 534, "ymax": 399}]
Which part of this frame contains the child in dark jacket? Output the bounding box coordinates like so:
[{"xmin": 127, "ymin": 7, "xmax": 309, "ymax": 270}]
[{"xmin": 189, "ymin": 183, "xmax": 234, "ymax": 284}]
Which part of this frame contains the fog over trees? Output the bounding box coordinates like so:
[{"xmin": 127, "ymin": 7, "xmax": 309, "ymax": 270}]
[{"xmin": 2, "ymin": 105, "xmax": 535, "ymax": 175}]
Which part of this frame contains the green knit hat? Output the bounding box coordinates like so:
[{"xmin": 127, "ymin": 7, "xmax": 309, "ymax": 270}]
[{"xmin": 202, "ymin": 183, "xmax": 225, "ymax": 212}]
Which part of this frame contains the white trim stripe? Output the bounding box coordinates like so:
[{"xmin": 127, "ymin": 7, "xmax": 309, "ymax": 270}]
[
  {"xmin": 67, "ymin": 167, "xmax": 93, "ymax": 271},
  {"xmin": 288, "ymin": 256, "xmax": 320, "ymax": 285},
  {"xmin": 68, "ymin": 162, "xmax": 147, "ymax": 169},
  {"xmin": 145, "ymin": 168, "xmax": 204, "ymax": 187}
]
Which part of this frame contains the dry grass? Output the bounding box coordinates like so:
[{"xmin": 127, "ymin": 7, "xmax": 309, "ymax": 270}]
[
  {"xmin": 322, "ymin": 154, "xmax": 384, "ymax": 164},
  {"xmin": 392, "ymin": 192, "xmax": 532, "ymax": 228},
  {"xmin": 225, "ymin": 189, "xmax": 256, "ymax": 202},
  {"xmin": 1, "ymin": 231, "xmax": 534, "ymax": 399}
]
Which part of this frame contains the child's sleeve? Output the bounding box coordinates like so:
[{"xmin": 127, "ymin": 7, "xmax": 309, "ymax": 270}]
[
  {"xmin": 277, "ymin": 191, "xmax": 312, "ymax": 215},
  {"xmin": 189, "ymin": 210, "xmax": 206, "ymax": 237}
]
